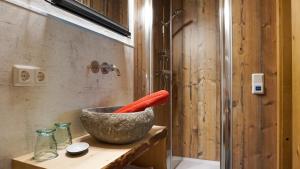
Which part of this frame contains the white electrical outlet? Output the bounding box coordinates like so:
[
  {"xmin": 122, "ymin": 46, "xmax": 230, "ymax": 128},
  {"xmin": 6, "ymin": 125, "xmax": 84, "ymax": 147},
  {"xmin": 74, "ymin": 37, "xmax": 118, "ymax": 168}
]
[
  {"xmin": 35, "ymin": 69, "xmax": 47, "ymax": 85},
  {"xmin": 13, "ymin": 65, "xmax": 37, "ymax": 86},
  {"xmin": 13, "ymin": 65, "xmax": 47, "ymax": 86}
]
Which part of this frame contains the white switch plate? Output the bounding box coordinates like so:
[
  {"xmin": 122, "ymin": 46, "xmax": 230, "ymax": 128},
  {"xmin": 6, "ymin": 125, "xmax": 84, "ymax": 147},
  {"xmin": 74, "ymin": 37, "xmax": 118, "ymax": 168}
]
[{"xmin": 252, "ymin": 73, "xmax": 264, "ymax": 94}]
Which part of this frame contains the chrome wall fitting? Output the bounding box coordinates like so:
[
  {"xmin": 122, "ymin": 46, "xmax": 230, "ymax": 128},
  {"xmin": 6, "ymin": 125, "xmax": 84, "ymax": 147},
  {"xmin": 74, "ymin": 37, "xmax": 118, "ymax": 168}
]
[
  {"xmin": 89, "ymin": 60, "xmax": 100, "ymax": 73},
  {"xmin": 100, "ymin": 62, "xmax": 121, "ymax": 76},
  {"xmin": 88, "ymin": 61, "xmax": 120, "ymax": 76}
]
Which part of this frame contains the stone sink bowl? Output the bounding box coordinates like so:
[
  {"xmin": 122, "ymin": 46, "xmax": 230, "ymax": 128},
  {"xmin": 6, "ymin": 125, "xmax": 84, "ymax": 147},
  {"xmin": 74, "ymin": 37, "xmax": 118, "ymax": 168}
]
[{"xmin": 80, "ymin": 106, "xmax": 154, "ymax": 144}]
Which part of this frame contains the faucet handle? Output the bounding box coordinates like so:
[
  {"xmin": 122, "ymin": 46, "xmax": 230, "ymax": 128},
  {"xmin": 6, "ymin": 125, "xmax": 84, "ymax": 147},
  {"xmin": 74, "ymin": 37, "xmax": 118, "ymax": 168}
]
[
  {"xmin": 100, "ymin": 62, "xmax": 110, "ymax": 74},
  {"xmin": 89, "ymin": 60, "xmax": 100, "ymax": 73},
  {"xmin": 100, "ymin": 62, "xmax": 121, "ymax": 76}
]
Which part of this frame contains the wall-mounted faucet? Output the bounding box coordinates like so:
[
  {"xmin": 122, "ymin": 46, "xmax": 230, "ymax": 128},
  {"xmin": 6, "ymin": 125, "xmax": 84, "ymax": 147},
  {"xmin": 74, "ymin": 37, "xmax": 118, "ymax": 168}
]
[
  {"xmin": 100, "ymin": 62, "xmax": 121, "ymax": 76},
  {"xmin": 89, "ymin": 61, "xmax": 120, "ymax": 76}
]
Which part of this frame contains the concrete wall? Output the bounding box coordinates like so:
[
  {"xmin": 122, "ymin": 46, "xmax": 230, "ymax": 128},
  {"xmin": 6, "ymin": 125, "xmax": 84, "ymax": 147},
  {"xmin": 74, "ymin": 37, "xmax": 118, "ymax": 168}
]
[{"xmin": 0, "ymin": 1, "xmax": 134, "ymax": 168}]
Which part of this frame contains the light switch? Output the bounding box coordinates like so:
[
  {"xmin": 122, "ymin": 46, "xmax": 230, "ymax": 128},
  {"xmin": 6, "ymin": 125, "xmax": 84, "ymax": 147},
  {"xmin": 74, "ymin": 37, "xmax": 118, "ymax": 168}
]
[{"xmin": 252, "ymin": 73, "xmax": 264, "ymax": 95}]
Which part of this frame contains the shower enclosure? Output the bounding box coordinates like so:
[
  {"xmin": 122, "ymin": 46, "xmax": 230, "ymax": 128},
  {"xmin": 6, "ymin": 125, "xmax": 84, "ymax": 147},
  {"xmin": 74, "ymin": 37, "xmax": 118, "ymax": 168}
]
[{"xmin": 149, "ymin": 0, "xmax": 232, "ymax": 169}]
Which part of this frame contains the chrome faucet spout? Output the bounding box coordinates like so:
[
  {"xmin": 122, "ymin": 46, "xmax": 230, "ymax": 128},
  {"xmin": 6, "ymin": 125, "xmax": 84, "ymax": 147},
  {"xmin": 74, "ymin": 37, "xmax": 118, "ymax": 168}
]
[{"xmin": 112, "ymin": 65, "xmax": 121, "ymax": 76}]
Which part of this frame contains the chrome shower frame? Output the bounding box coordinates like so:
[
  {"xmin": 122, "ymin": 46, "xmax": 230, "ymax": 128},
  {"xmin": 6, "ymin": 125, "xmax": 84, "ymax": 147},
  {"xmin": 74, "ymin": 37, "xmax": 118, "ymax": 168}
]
[{"xmin": 219, "ymin": 0, "xmax": 233, "ymax": 169}]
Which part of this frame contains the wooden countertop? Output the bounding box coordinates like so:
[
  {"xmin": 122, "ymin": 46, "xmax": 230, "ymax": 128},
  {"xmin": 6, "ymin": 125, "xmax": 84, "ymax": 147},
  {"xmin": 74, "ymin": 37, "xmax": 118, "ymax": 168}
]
[{"xmin": 12, "ymin": 126, "xmax": 167, "ymax": 169}]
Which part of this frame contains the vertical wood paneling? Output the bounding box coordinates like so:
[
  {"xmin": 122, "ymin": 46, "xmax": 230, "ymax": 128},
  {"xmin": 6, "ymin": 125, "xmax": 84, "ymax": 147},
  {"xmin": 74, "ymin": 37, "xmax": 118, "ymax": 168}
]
[
  {"xmin": 292, "ymin": 0, "xmax": 300, "ymax": 168},
  {"xmin": 152, "ymin": 0, "xmax": 171, "ymax": 128},
  {"xmin": 151, "ymin": 0, "xmax": 172, "ymax": 152},
  {"xmin": 137, "ymin": 1, "xmax": 278, "ymax": 167},
  {"xmin": 171, "ymin": 0, "xmax": 220, "ymax": 160},
  {"xmin": 261, "ymin": 0, "xmax": 277, "ymax": 168},
  {"xmin": 277, "ymin": 0, "xmax": 292, "ymax": 169},
  {"xmin": 172, "ymin": 0, "xmax": 185, "ymax": 158},
  {"xmin": 134, "ymin": 0, "xmax": 173, "ymax": 151},
  {"xmin": 170, "ymin": 0, "xmax": 277, "ymax": 165},
  {"xmin": 232, "ymin": 0, "xmax": 277, "ymax": 169},
  {"xmin": 134, "ymin": 0, "xmax": 148, "ymax": 100}
]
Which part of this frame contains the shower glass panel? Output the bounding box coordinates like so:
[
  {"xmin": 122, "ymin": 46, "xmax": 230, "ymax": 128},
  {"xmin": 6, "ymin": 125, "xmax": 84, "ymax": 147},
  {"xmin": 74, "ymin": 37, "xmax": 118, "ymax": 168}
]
[
  {"xmin": 151, "ymin": 0, "xmax": 231, "ymax": 169},
  {"xmin": 171, "ymin": 0, "xmax": 221, "ymax": 168}
]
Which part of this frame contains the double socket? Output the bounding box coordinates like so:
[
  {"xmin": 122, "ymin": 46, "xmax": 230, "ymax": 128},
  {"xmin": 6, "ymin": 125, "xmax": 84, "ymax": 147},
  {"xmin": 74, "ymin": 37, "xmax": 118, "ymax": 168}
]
[{"xmin": 13, "ymin": 65, "xmax": 47, "ymax": 86}]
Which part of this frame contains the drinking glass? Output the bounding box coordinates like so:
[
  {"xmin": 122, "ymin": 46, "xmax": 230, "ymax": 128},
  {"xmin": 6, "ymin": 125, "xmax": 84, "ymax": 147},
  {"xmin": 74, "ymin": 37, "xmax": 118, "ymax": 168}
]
[
  {"xmin": 54, "ymin": 122, "xmax": 72, "ymax": 149},
  {"xmin": 34, "ymin": 128, "xmax": 58, "ymax": 162}
]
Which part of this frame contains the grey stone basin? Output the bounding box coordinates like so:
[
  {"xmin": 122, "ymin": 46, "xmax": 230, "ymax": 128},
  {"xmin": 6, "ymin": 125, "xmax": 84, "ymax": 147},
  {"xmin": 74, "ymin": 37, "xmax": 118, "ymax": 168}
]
[{"xmin": 80, "ymin": 106, "xmax": 154, "ymax": 144}]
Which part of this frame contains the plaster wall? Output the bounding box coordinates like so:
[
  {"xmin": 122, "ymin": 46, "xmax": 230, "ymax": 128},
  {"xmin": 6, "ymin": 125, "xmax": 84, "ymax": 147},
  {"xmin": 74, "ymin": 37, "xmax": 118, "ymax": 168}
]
[{"xmin": 0, "ymin": 1, "xmax": 134, "ymax": 168}]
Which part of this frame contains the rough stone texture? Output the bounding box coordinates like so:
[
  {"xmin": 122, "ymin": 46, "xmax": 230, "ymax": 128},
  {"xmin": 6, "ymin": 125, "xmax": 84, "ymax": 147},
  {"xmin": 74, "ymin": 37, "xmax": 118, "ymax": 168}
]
[
  {"xmin": 0, "ymin": 1, "xmax": 133, "ymax": 169},
  {"xmin": 81, "ymin": 106, "xmax": 154, "ymax": 144}
]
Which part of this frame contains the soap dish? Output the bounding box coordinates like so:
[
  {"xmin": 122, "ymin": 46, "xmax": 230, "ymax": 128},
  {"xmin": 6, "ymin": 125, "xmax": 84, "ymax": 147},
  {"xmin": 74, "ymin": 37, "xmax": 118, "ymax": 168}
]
[{"xmin": 66, "ymin": 142, "xmax": 89, "ymax": 155}]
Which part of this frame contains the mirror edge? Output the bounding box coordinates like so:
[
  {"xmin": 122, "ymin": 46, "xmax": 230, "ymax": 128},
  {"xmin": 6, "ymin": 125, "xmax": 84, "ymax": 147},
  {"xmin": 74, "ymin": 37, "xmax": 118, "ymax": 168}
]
[{"xmin": 5, "ymin": 0, "xmax": 135, "ymax": 47}]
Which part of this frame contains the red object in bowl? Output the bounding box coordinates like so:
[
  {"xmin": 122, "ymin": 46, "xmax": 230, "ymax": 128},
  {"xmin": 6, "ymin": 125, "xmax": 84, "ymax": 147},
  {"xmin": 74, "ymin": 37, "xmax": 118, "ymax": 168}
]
[{"xmin": 114, "ymin": 90, "xmax": 169, "ymax": 113}]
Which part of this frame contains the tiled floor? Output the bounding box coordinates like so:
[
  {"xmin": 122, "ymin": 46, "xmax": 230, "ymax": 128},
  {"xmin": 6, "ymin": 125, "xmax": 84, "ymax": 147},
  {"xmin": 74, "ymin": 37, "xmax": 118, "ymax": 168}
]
[{"xmin": 174, "ymin": 157, "xmax": 220, "ymax": 169}]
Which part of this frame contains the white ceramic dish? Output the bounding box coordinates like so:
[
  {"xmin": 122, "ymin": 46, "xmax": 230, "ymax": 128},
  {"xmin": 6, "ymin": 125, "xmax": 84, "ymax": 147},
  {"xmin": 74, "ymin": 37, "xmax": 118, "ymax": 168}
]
[{"xmin": 66, "ymin": 142, "xmax": 89, "ymax": 155}]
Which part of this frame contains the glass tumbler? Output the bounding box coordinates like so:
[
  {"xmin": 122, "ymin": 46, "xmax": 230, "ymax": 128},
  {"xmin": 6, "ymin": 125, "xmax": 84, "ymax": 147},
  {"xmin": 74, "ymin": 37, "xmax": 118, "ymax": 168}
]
[
  {"xmin": 54, "ymin": 122, "xmax": 72, "ymax": 149},
  {"xmin": 34, "ymin": 128, "xmax": 58, "ymax": 162}
]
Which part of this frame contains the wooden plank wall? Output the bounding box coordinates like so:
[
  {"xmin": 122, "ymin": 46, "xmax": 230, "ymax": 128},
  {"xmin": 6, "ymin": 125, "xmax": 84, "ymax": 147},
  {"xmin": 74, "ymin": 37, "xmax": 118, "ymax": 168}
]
[
  {"xmin": 133, "ymin": 0, "xmax": 149, "ymax": 100},
  {"xmin": 277, "ymin": 0, "xmax": 292, "ymax": 168},
  {"xmin": 147, "ymin": 0, "xmax": 174, "ymax": 153},
  {"xmin": 133, "ymin": 2, "xmax": 172, "ymax": 153},
  {"xmin": 292, "ymin": 0, "xmax": 300, "ymax": 168},
  {"xmin": 172, "ymin": 0, "xmax": 184, "ymax": 159},
  {"xmin": 170, "ymin": 0, "xmax": 278, "ymax": 165},
  {"xmin": 232, "ymin": 0, "xmax": 277, "ymax": 169},
  {"xmin": 134, "ymin": 0, "xmax": 173, "ymax": 152},
  {"xmin": 134, "ymin": 1, "xmax": 278, "ymax": 168},
  {"xmin": 171, "ymin": 0, "xmax": 221, "ymax": 160},
  {"xmin": 152, "ymin": 0, "xmax": 171, "ymax": 130}
]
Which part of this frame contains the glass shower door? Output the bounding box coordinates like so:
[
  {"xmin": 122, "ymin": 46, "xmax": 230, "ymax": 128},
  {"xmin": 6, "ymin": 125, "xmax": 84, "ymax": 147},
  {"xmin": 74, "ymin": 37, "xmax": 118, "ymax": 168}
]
[
  {"xmin": 150, "ymin": 0, "xmax": 232, "ymax": 168},
  {"xmin": 169, "ymin": 0, "xmax": 232, "ymax": 169}
]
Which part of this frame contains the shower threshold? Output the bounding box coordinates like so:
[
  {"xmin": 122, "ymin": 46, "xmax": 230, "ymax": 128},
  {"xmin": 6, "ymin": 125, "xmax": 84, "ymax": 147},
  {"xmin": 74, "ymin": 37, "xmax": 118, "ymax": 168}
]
[{"xmin": 173, "ymin": 156, "xmax": 220, "ymax": 169}]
